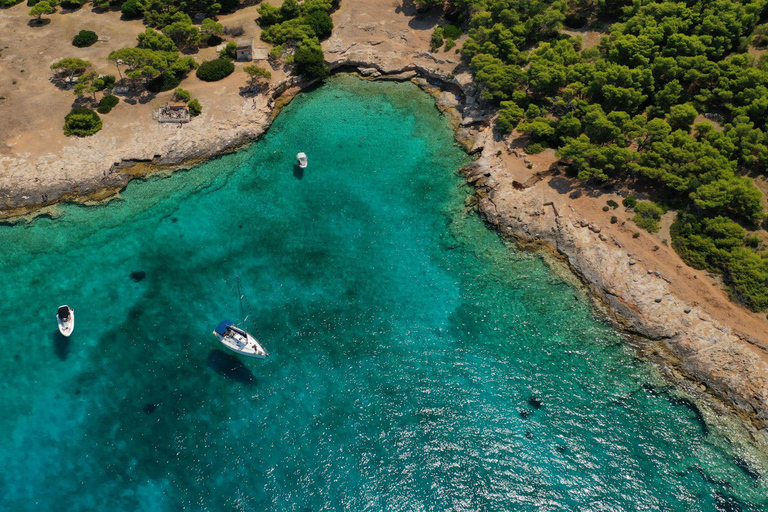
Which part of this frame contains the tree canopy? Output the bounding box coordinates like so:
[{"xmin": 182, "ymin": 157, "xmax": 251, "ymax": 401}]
[
  {"xmin": 446, "ymin": 0, "xmax": 768, "ymax": 310},
  {"xmin": 257, "ymin": 0, "xmax": 335, "ymax": 79}
]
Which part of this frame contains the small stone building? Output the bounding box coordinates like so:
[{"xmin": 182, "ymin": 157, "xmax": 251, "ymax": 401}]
[{"xmin": 236, "ymin": 37, "xmax": 254, "ymax": 62}]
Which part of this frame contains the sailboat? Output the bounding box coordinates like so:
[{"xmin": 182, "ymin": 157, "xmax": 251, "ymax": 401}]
[
  {"xmin": 56, "ymin": 305, "xmax": 74, "ymax": 337},
  {"xmin": 213, "ymin": 277, "xmax": 268, "ymax": 358},
  {"xmin": 213, "ymin": 320, "xmax": 268, "ymax": 358},
  {"xmin": 296, "ymin": 152, "xmax": 308, "ymax": 169}
]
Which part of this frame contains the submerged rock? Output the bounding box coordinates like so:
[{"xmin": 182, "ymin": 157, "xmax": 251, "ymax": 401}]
[{"xmin": 130, "ymin": 271, "xmax": 147, "ymax": 282}]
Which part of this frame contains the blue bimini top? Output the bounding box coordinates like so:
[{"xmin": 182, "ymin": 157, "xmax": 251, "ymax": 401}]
[{"xmin": 215, "ymin": 320, "xmax": 234, "ymax": 335}]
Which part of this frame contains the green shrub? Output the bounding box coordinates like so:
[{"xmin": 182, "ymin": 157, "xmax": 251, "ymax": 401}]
[
  {"xmin": 63, "ymin": 107, "xmax": 102, "ymax": 136},
  {"xmin": 632, "ymin": 232, "xmax": 640, "ymax": 238},
  {"xmin": 524, "ymin": 142, "xmax": 546, "ymax": 154},
  {"xmin": 725, "ymin": 249, "xmax": 768, "ymax": 310},
  {"xmin": 754, "ymin": 25, "xmax": 768, "ymax": 48},
  {"xmin": 443, "ymin": 24, "xmax": 462, "ymax": 39},
  {"xmin": 622, "ymin": 195, "xmax": 637, "ymax": 208},
  {"xmin": 60, "ymin": 0, "xmax": 85, "ymax": 8},
  {"xmin": 96, "ymin": 94, "xmax": 119, "ymax": 113},
  {"xmin": 445, "ymin": 39, "xmax": 457, "ymax": 51},
  {"xmin": 100, "ymin": 75, "xmax": 116, "ymax": 90},
  {"xmin": 633, "ymin": 201, "xmax": 665, "ymax": 233},
  {"xmin": 305, "ymin": 10, "xmax": 333, "ymax": 39},
  {"xmin": 602, "ymin": 206, "xmax": 610, "ymax": 212},
  {"xmin": 668, "ymin": 103, "xmax": 698, "ymax": 131},
  {"xmin": 0, "ymin": 0, "xmax": 24, "ymax": 7},
  {"xmin": 607, "ymin": 199, "xmax": 619, "ymax": 209},
  {"xmin": 745, "ymin": 234, "xmax": 761, "ymax": 248},
  {"xmin": 610, "ymin": 216, "xmax": 618, "ymax": 224},
  {"xmin": 188, "ymin": 98, "xmax": 202, "ymax": 116},
  {"xmin": 173, "ymin": 88, "xmax": 191, "ymax": 102},
  {"xmin": 430, "ymin": 27, "xmax": 444, "ymax": 51},
  {"xmin": 121, "ymin": 0, "xmax": 142, "ymax": 18},
  {"xmin": 219, "ymin": 42, "xmax": 237, "ymax": 60},
  {"xmin": 72, "ymin": 30, "xmax": 98, "ymax": 48},
  {"xmin": 269, "ymin": 45, "xmax": 285, "ymax": 62},
  {"xmin": 100, "ymin": 94, "xmax": 119, "ymax": 107},
  {"xmin": 257, "ymin": 2, "xmax": 281, "ymax": 25},
  {"xmin": 196, "ymin": 58, "xmax": 234, "ymax": 81},
  {"xmin": 294, "ymin": 40, "xmax": 328, "ymax": 78},
  {"xmin": 497, "ymin": 101, "xmax": 525, "ymax": 133}
]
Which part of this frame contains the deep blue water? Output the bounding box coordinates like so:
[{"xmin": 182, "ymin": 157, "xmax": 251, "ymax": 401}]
[{"xmin": 0, "ymin": 76, "xmax": 765, "ymax": 511}]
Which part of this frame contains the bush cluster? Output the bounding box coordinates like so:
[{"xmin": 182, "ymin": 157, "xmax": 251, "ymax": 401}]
[
  {"xmin": 72, "ymin": 30, "xmax": 98, "ymax": 47},
  {"xmin": 633, "ymin": 201, "xmax": 665, "ymax": 233},
  {"xmin": 196, "ymin": 58, "xmax": 234, "ymax": 82},
  {"xmin": 63, "ymin": 107, "xmax": 102, "ymax": 137},
  {"xmin": 188, "ymin": 99, "xmax": 202, "ymax": 117},
  {"xmin": 257, "ymin": 0, "xmax": 334, "ymax": 79},
  {"xmin": 96, "ymin": 94, "xmax": 119, "ymax": 114}
]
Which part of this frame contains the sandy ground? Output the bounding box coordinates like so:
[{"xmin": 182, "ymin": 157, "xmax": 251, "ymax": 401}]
[{"xmin": 0, "ymin": 2, "xmax": 287, "ymax": 207}]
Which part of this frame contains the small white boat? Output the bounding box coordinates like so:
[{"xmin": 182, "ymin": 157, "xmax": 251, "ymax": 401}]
[
  {"xmin": 213, "ymin": 320, "xmax": 268, "ymax": 359},
  {"xmin": 296, "ymin": 152, "xmax": 308, "ymax": 169},
  {"xmin": 56, "ymin": 305, "xmax": 74, "ymax": 337}
]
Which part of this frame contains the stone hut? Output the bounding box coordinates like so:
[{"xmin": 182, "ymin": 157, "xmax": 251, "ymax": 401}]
[{"xmin": 236, "ymin": 37, "xmax": 254, "ymax": 61}]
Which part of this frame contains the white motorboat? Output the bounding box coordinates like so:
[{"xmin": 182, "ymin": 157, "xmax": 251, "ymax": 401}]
[
  {"xmin": 296, "ymin": 152, "xmax": 308, "ymax": 169},
  {"xmin": 213, "ymin": 320, "xmax": 268, "ymax": 358},
  {"xmin": 56, "ymin": 305, "xmax": 74, "ymax": 337}
]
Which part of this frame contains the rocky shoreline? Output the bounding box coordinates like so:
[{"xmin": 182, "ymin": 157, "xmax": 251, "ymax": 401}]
[{"xmin": 2, "ymin": 42, "xmax": 768, "ymax": 458}]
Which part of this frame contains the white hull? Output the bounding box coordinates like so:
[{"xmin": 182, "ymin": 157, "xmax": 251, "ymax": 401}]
[
  {"xmin": 214, "ymin": 328, "xmax": 268, "ymax": 359},
  {"xmin": 296, "ymin": 152, "xmax": 308, "ymax": 169},
  {"xmin": 57, "ymin": 307, "xmax": 74, "ymax": 337}
]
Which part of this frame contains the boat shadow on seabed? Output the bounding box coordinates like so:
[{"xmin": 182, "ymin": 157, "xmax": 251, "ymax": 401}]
[
  {"xmin": 206, "ymin": 349, "xmax": 256, "ymax": 385},
  {"xmin": 52, "ymin": 330, "xmax": 70, "ymax": 361}
]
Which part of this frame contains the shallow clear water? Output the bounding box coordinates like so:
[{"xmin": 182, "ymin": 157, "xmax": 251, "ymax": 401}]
[{"xmin": 0, "ymin": 76, "xmax": 765, "ymax": 511}]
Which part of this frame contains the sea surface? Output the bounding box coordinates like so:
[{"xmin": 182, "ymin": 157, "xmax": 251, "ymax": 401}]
[{"xmin": 0, "ymin": 76, "xmax": 766, "ymax": 511}]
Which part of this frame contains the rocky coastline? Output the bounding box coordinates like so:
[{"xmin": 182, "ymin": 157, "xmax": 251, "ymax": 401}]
[{"xmin": 2, "ymin": 15, "xmax": 768, "ymax": 459}]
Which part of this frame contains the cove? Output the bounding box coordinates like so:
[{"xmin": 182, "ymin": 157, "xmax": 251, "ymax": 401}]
[{"xmin": 0, "ymin": 75, "xmax": 765, "ymax": 511}]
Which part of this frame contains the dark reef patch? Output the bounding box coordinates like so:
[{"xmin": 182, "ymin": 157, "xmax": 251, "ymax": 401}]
[{"xmin": 130, "ymin": 271, "xmax": 147, "ymax": 282}]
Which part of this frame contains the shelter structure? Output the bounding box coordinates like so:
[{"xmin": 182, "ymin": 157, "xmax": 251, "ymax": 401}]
[{"xmin": 236, "ymin": 37, "xmax": 254, "ymax": 61}]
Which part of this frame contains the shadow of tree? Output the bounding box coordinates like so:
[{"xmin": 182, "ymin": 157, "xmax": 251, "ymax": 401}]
[
  {"xmin": 407, "ymin": 3, "xmax": 443, "ymax": 30},
  {"xmin": 27, "ymin": 18, "xmax": 52, "ymax": 27}
]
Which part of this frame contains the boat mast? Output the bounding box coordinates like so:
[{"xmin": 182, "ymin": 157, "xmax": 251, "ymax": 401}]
[{"xmin": 237, "ymin": 275, "xmax": 248, "ymax": 324}]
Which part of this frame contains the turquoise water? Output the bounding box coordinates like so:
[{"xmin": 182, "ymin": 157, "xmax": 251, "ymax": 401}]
[{"xmin": 0, "ymin": 76, "xmax": 766, "ymax": 511}]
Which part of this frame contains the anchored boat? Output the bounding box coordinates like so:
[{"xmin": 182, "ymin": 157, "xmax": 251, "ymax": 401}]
[
  {"xmin": 213, "ymin": 320, "xmax": 268, "ymax": 358},
  {"xmin": 56, "ymin": 305, "xmax": 74, "ymax": 337},
  {"xmin": 213, "ymin": 276, "xmax": 268, "ymax": 358},
  {"xmin": 296, "ymin": 152, "xmax": 308, "ymax": 169}
]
